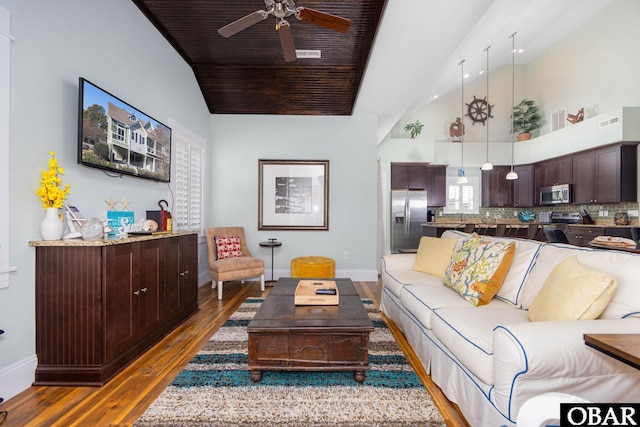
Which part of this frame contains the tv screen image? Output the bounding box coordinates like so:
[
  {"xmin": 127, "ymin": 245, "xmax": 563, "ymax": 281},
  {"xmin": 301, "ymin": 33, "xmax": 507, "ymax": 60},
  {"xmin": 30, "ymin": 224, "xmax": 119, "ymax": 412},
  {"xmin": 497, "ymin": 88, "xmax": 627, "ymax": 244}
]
[{"xmin": 78, "ymin": 77, "xmax": 171, "ymax": 183}]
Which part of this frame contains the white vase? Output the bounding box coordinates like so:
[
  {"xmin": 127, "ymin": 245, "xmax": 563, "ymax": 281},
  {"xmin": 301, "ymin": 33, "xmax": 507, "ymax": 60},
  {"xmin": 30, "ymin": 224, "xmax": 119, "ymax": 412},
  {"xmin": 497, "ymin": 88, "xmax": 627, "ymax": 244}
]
[{"xmin": 40, "ymin": 207, "xmax": 64, "ymax": 240}]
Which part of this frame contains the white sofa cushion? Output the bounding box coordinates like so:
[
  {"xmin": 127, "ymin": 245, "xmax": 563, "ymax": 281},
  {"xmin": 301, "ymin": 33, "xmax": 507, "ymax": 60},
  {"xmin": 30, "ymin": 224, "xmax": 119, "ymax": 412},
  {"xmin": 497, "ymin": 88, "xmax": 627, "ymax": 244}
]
[
  {"xmin": 381, "ymin": 254, "xmax": 419, "ymax": 298},
  {"xmin": 481, "ymin": 236, "xmax": 543, "ymax": 307},
  {"xmin": 399, "ymin": 283, "xmax": 471, "ymax": 330},
  {"xmin": 520, "ymin": 243, "xmax": 640, "ymax": 318},
  {"xmin": 431, "ymin": 305, "xmax": 529, "ymax": 385}
]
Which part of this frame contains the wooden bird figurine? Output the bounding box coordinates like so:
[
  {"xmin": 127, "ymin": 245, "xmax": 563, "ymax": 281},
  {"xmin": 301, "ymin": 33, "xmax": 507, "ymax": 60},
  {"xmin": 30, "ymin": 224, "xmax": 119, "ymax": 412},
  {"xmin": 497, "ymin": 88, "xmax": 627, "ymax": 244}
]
[{"xmin": 567, "ymin": 108, "xmax": 584, "ymax": 124}]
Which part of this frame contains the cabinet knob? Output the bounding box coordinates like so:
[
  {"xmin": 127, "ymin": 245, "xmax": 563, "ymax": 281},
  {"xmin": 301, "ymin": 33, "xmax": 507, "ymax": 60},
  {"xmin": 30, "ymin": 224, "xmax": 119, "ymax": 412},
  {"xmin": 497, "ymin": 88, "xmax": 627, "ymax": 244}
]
[
  {"xmin": 133, "ymin": 290, "xmax": 140, "ymax": 296},
  {"xmin": 180, "ymin": 270, "xmax": 189, "ymax": 276},
  {"xmin": 141, "ymin": 288, "xmax": 148, "ymax": 293}
]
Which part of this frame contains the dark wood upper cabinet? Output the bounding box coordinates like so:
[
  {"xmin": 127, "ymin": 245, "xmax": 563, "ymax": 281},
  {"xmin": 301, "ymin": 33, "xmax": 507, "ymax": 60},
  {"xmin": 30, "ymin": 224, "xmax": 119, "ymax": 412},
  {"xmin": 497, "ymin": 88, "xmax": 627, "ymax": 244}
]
[
  {"xmin": 533, "ymin": 155, "xmax": 573, "ymax": 205},
  {"xmin": 482, "ymin": 166, "xmax": 514, "ymax": 207},
  {"xmin": 513, "ymin": 164, "xmax": 535, "ymax": 207},
  {"xmin": 391, "ymin": 163, "xmax": 446, "ymax": 207},
  {"xmin": 572, "ymin": 143, "xmax": 638, "ymax": 204},
  {"xmin": 425, "ymin": 165, "xmax": 447, "ymax": 207}
]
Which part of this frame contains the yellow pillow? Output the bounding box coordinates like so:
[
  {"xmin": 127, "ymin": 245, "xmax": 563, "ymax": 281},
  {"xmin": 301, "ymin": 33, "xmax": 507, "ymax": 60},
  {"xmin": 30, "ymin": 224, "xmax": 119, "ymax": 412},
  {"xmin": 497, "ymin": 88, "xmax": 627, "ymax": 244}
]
[
  {"xmin": 443, "ymin": 236, "xmax": 516, "ymax": 306},
  {"xmin": 528, "ymin": 256, "xmax": 617, "ymax": 321},
  {"xmin": 413, "ymin": 237, "xmax": 459, "ymax": 277}
]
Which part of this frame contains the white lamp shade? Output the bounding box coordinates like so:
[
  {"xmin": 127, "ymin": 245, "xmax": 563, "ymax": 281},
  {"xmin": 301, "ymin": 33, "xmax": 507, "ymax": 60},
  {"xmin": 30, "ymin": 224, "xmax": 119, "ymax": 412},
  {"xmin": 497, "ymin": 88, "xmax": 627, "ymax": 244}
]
[
  {"xmin": 481, "ymin": 162, "xmax": 493, "ymax": 171},
  {"xmin": 506, "ymin": 170, "xmax": 519, "ymax": 180},
  {"xmin": 456, "ymin": 176, "xmax": 469, "ymax": 184}
]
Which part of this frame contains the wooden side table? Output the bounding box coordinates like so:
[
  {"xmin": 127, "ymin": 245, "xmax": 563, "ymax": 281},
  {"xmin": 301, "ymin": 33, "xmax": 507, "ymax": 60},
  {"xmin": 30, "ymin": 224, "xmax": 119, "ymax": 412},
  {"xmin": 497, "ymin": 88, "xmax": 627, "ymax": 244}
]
[
  {"xmin": 584, "ymin": 333, "xmax": 640, "ymax": 370},
  {"xmin": 259, "ymin": 239, "xmax": 282, "ymax": 283}
]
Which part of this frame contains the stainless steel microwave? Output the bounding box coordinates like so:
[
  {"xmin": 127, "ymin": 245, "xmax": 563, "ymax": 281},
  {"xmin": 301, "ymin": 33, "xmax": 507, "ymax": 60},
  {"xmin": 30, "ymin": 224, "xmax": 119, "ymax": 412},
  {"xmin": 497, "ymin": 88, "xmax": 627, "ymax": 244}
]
[{"xmin": 540, "ymin": 184, "xmax": 571, "ymax": 205}]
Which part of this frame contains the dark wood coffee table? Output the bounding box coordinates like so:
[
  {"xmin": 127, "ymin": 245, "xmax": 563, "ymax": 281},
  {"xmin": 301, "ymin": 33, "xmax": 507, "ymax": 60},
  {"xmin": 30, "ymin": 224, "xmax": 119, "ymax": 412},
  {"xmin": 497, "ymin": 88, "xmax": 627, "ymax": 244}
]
[{"xmin": 247, "ymin": 277, "xmax": 375, "ymax": 383}]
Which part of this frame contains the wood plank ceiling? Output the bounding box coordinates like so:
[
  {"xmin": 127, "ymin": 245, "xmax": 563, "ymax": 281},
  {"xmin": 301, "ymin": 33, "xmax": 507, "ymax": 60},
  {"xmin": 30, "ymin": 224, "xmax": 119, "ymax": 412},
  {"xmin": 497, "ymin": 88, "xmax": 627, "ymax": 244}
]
[{"xmin": 131, "ymin": 0, "xmax": 387, "ymax": 116}]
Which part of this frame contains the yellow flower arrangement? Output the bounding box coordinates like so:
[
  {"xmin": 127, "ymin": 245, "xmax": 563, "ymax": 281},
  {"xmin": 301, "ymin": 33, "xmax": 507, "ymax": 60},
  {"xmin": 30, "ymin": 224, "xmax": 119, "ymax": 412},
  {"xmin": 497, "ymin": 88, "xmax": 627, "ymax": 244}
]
[{"xmin": 36, "ymin": 151, "xmax": 71, "ymax": 209}]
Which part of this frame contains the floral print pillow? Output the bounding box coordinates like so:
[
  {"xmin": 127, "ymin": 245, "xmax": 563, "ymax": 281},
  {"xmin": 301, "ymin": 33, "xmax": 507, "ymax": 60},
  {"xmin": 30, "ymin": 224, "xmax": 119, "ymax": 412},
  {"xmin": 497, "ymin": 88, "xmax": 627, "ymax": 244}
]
[
  {"xmin": 214, "ymin": 235, "xmax": 243, "ymax": 260},
  {"xmin": 443, "ymin": 236, "xmax": 516, "ymax": 306}
]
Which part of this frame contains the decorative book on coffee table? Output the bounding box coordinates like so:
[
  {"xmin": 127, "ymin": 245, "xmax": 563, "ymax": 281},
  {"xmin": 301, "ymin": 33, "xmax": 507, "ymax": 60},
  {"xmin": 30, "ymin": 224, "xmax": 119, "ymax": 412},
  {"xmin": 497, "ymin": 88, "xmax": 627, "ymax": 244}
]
[{"xmin": 294, "ymin": 280, "xmax": 339, "ymax": 305}]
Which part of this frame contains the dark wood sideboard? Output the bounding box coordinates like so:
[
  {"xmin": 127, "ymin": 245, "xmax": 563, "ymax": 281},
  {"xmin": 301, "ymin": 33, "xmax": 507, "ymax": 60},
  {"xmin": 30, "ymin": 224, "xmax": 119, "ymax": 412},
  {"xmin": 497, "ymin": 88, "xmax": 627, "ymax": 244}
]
[{"xmin": 30, "ymin": 232, "xmax": 198, "ymax": 386}]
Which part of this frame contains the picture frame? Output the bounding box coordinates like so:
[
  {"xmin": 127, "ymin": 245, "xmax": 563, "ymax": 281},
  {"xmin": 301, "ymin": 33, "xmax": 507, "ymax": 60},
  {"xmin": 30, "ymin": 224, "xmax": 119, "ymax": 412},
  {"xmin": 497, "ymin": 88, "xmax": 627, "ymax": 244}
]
[{"xmin": 258, "ymin": 159, "xmax": 329, "ymax": 231}]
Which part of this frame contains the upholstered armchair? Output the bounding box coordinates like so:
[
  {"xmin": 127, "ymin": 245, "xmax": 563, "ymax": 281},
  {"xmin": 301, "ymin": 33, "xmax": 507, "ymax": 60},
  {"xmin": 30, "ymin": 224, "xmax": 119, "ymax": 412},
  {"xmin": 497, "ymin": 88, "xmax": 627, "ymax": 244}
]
[{"xmin": 205, "ymin": 227, "xmax": 265, "ymax": 300}]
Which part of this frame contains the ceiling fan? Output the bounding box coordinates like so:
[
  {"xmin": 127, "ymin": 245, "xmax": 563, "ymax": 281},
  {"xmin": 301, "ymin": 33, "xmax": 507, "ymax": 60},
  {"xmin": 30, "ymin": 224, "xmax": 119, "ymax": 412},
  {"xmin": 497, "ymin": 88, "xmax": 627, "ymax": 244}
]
[{"xmin": 217, "ymin": 0, "xmax": 351, "ymax": 62}]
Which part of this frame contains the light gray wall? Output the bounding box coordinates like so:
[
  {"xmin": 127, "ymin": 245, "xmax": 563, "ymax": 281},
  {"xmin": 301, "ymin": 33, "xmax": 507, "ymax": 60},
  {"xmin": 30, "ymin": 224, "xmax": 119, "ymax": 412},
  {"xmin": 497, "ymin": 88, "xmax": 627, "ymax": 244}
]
[
  {"xmin": 0, "ymin": 0, "xmax": 210, "ymax": 399},
  {"xmin": 209, "ymin": 114, "xmax": 379, "ymax": 281}
]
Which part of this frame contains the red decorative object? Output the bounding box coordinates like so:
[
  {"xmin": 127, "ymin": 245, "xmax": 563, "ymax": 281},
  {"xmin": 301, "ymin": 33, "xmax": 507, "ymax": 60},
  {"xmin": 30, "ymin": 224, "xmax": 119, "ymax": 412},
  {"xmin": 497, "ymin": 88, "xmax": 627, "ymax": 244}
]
[{"xmin": 214, "ymin": 235, "xmax": 243, "ymax": 259}]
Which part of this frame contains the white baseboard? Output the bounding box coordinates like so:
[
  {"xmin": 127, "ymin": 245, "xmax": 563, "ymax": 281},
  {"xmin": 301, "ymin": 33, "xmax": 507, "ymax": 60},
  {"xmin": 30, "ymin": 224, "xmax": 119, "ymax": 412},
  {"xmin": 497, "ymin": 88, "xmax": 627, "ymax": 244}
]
[{"xmin": 0, "ymin": 354, "xmax": 36, "ymax": 402}]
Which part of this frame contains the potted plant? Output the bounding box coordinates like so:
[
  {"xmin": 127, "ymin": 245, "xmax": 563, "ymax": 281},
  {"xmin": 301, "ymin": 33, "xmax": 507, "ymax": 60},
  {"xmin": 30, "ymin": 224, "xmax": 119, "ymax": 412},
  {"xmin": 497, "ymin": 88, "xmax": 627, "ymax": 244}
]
[
  {"xmin": 512, "ymin": 99, "xmax": 541, "ymax": 141},
  {"xmin": 404, "ymin": 120, "xmax": 424, "ymax": 139}
]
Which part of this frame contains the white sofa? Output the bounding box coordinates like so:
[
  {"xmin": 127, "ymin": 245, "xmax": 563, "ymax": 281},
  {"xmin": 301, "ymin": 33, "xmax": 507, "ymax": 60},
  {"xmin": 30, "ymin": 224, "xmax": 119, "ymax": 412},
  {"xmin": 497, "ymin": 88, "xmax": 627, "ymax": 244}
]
[{"xmin": 380, "ymin": 230, "xmax": 640, "ymax": 426}]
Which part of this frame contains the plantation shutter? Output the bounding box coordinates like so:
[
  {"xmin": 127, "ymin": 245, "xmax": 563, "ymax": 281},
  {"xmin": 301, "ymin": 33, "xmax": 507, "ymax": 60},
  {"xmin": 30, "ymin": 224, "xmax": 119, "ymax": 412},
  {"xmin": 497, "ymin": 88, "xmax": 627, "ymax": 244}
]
[{"xmin": 174, "ymin": 139, "xmax": 203, "ymax": 234}]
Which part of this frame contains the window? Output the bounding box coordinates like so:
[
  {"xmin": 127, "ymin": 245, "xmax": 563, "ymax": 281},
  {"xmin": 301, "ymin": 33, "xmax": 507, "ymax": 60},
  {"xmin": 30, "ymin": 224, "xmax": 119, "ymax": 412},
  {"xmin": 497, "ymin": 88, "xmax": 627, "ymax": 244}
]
[
  {"xmin": 443, "ymin": 176, "xmax": 480, "ymax": 215},
  {"xmin": 170, "ymin": 119, "xmax": 205, "ymax": 235}
]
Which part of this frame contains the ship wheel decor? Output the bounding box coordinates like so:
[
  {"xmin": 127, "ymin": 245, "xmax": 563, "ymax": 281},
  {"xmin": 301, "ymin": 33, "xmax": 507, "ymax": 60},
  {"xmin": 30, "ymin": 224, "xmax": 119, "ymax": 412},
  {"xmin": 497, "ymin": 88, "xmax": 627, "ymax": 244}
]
[{"xmin": 466, "ymin": 95, "xmax": 494, "ymax": 125}]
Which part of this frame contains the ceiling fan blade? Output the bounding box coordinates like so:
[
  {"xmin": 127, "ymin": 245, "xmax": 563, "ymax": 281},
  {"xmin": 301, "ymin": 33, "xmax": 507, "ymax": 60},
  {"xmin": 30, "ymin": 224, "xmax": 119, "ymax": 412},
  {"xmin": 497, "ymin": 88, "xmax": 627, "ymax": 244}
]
[
  {"xmin": 297, "ymin": 7, "xmax": 350, "ymax": 33},
  {"xmin": 278, "ymin": 21, "xmax": 296, "ymax": 62},
  {"xmin": 218, "ymin": 10, "xmax": 268, "ymax": 38}
]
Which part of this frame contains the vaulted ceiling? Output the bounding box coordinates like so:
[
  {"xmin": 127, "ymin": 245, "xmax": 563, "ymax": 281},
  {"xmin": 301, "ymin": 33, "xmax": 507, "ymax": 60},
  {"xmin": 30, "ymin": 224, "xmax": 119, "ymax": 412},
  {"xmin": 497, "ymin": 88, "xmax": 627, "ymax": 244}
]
[
  {"xmin": 131, "ymin": 0, "xmax": 386, "ymax": 116},
  {"xmin": 131, "ymin": 0, "xmax": 614, "ymax": 143}
]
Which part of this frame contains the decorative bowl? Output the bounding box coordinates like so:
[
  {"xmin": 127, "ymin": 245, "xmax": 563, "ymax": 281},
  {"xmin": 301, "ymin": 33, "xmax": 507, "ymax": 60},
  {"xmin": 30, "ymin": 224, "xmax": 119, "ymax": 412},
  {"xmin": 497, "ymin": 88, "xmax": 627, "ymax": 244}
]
[{"xmin": 518, "ymin": 210, "xmax": 536, "ymax": 223}]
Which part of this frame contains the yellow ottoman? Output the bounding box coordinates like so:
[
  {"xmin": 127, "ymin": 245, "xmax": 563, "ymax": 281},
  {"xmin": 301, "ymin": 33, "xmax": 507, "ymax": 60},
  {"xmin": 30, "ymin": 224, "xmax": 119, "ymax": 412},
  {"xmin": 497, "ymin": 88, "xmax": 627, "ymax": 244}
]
[{"xmin": 291, "ymin": 256, "xmax": 335, "ymax": 278}]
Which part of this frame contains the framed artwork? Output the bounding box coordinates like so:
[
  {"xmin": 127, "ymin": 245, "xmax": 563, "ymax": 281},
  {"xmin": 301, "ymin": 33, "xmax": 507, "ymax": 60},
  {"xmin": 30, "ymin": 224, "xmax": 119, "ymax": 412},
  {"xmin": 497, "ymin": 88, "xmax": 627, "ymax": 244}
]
[{"xmin": 258, "ymin": 159, "xmax": 329, "ymax": 230}]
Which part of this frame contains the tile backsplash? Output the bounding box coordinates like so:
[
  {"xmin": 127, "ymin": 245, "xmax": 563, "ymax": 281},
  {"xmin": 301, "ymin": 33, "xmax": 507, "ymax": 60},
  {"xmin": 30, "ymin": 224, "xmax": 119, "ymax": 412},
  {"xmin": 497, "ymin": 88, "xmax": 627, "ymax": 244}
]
[{"xmin": 433, "ymin": 202, "xmax": 640, "ymax": 225}]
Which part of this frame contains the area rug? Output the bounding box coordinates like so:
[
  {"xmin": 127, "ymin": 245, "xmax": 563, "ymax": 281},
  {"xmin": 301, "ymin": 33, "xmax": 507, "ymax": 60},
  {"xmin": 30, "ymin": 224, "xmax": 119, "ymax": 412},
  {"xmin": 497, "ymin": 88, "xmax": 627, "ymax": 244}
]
[{"xmin": 135, "ymin": 298, "xmax": 445, "ymax": 426}]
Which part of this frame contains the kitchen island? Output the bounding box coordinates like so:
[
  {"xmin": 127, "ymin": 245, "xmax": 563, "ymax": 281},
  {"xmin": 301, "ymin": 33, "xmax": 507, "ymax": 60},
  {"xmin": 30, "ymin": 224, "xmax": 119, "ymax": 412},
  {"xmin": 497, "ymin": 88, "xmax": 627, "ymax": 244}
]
[{"xmin": 422, "ymin": 221, "xmax": 637, "ymax": 246}]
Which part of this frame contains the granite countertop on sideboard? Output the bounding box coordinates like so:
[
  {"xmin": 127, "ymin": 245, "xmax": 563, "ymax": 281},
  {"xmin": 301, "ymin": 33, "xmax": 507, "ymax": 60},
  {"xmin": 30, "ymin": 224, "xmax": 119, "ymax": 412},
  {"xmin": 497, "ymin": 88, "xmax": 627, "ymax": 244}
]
[{"xmin": 28, "ymin": 231, "xmax": 198, "ymax": 247}]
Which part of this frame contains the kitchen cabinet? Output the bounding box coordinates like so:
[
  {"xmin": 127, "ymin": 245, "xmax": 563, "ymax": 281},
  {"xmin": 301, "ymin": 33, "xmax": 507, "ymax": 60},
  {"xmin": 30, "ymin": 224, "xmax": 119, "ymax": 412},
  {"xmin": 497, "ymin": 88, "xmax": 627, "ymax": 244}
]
[
  {"xmin": 32, "ymin": 233, "xmax": 198, "ymax": 386},
  {"xmin": 572, "ymin": 143, "xmax": 637, "ymax": 204},
  {"xmin": 563, "ymin": 225, "xmax": 633, "ymax": 247},
  {"xmin": 534, "ymin": 155, "xmax": 572, "ymax": 205},
  {"xmin": 564, "ymin": 226, "xmax": 605, "ymax": 247},
  {"xmin": 391, "ymin": 163, "xmax": 446, "ymax": 207},
  {"xmin": 513, "ymin": 164, "xmax": 535, "ymax": 207},
  {"xmin": 391, "ymin": 163, "xmax": 426, "ymax": 190},
  {"xmin": 482, "ymin": 166, "xmax": 513, "ymax": 207},
  {"xmin": 425, "ymin": 165, "xmax": 446, "ymax": 207}
]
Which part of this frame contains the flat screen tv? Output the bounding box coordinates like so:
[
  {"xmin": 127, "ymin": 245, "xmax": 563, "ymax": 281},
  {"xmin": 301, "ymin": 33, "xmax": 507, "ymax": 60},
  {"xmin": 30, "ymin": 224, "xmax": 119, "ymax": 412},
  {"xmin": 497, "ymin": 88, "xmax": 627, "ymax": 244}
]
[{"xmin": 78, "ymin": 77, "xmax": 171, "ymax": 183}]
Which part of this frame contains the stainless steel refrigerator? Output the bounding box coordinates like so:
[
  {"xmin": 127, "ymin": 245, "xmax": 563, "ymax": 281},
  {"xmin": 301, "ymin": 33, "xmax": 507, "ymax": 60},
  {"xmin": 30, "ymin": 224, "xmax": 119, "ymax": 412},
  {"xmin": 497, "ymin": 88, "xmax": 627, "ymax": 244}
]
[{"xmin": 390, "ymin": 190, "xmax": 428, "ymax": 253}]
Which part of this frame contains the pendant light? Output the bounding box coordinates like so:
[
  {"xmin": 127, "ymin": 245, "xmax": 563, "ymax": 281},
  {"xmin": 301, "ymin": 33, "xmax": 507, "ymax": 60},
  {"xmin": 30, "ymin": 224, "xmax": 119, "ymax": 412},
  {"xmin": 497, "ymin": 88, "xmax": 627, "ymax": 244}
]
[
  {"xmin": 481, "ymin": 45, "xmax": 493, "ymax": 171},
  {"xmin": 457, "ymin": 59, "xmax": 468, "ymax": 184},
  {"xmin": 506, "ymin": 32, "xmax": 519, "ymax": 180}
]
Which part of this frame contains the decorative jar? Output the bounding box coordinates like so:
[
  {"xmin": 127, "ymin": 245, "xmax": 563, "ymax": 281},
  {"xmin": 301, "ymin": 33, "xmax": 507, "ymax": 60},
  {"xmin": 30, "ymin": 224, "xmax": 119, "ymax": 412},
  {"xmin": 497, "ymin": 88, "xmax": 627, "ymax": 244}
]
[
  {"xmin": 81, "ymin": 218, "xmax": 105, "ymax": 241},
  {"xmin": 40, "ymin": 207, "xmax": 64, "ymax": 240},
  {"xmin": 518, "ymin": 210, "xmax": 536, "ymax": 223}
]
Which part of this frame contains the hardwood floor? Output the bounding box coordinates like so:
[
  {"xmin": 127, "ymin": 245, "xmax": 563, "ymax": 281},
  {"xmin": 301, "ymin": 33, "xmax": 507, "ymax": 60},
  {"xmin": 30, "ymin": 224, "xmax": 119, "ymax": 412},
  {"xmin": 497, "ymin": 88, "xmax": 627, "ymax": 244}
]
[{"xmin": 1, "ymin": 280, "xmax": 468, "ymax": 427}]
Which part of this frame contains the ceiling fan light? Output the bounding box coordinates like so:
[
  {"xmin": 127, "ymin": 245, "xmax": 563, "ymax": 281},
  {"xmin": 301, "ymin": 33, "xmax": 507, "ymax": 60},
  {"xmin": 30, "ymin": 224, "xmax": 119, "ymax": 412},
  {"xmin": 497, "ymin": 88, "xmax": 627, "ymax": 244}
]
[
  {"xmin": 506, "ymin": 170, "xmax": 519, "ymax": 180},
  {"xmin": 481, "ymin": 161, "xmax": 493, "ymax": 171}
]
